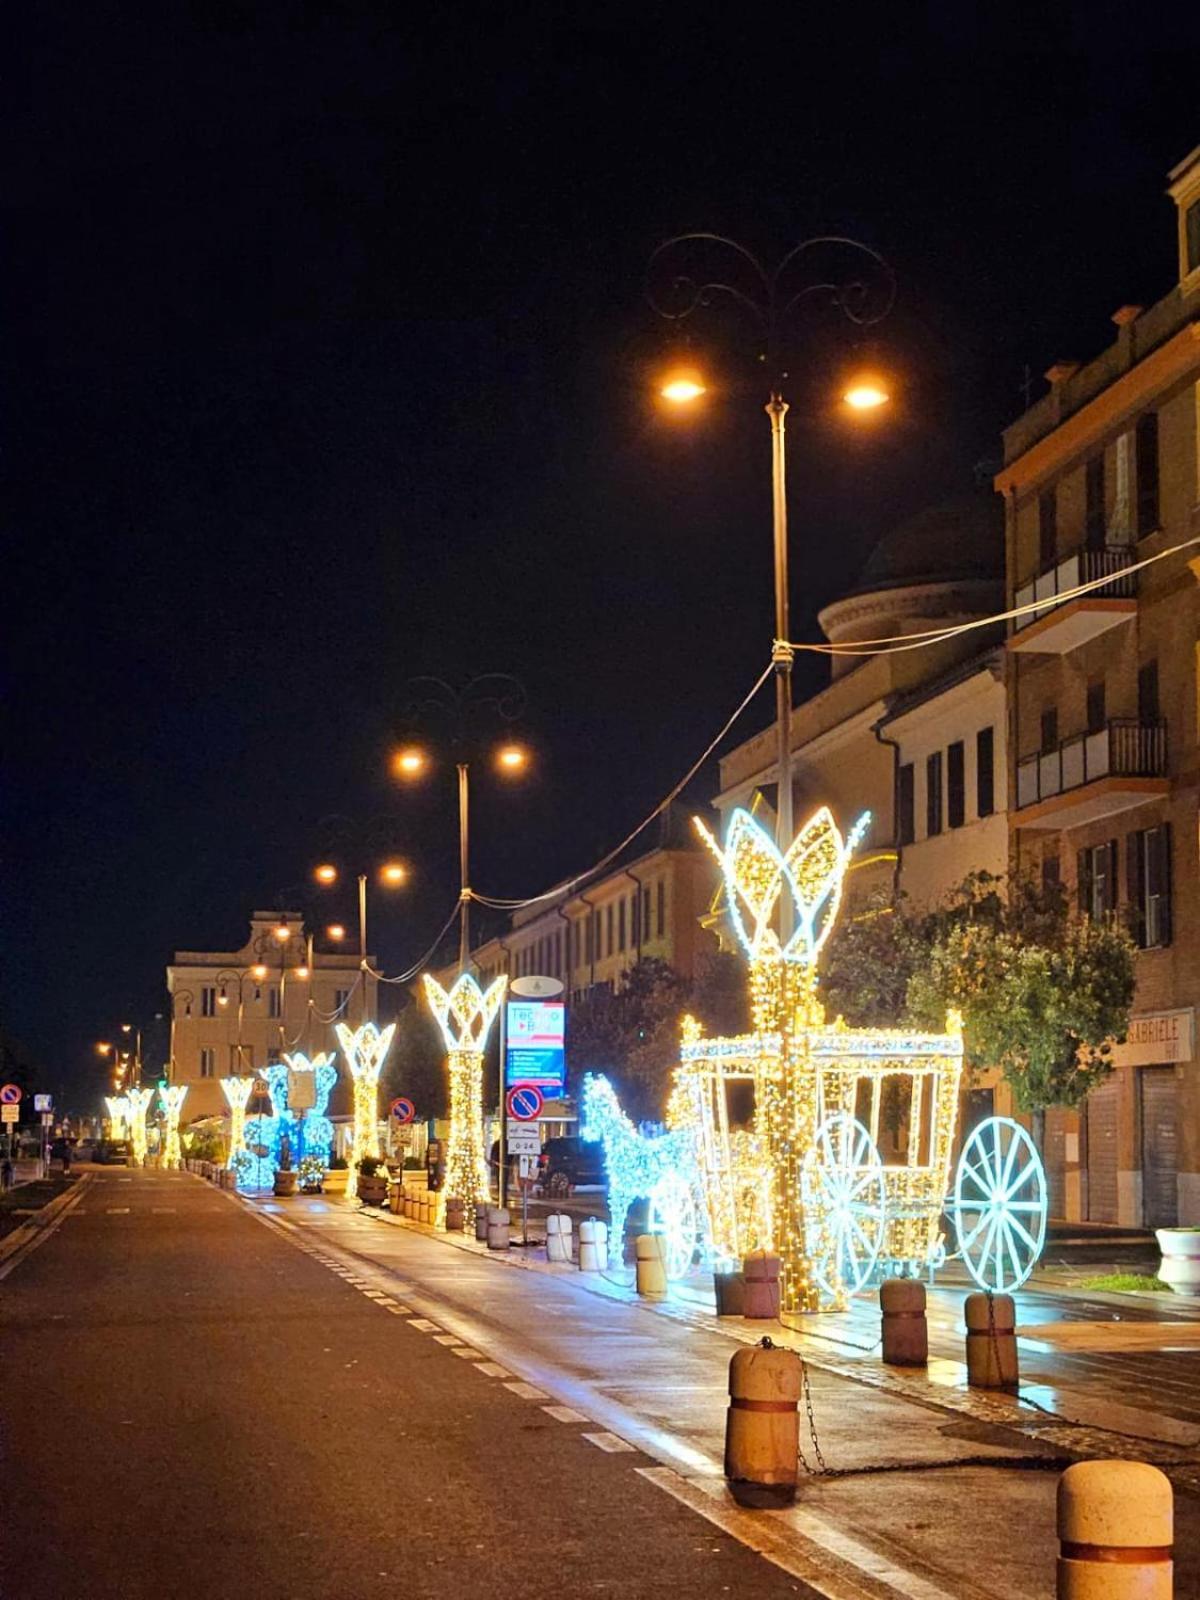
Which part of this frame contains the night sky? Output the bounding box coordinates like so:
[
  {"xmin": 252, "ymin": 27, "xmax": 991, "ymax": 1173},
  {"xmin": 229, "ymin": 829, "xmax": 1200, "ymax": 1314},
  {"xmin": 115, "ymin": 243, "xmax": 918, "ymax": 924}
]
[{"xmin": 7, "ymin": 8, "xmax": 1199, "ymax": 1103}]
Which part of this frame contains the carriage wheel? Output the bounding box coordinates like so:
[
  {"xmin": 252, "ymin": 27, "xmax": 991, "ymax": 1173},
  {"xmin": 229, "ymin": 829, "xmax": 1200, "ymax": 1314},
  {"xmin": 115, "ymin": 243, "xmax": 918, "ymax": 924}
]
[
  {"xmin": 800, "ymin": 1114, "xmax": 886, "ymax": 1301},
  {"xmin": 648, "ymin": 1171, "xmax": 700, "ymax": 1280},
  {"xmin": 952, "ymin": 1117, "xmax": 1047, "ymax": 1293}
]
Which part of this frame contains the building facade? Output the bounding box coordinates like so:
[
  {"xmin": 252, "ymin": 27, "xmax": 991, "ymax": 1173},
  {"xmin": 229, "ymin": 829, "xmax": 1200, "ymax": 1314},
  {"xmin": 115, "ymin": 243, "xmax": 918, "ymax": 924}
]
[
  {"xmin": 996, "ymin": 144, "xmax": 1200, "ymax": 1226},
  {"xmin": 166, "ymin": 910, "xmax": 375, "ymax": 1122}
]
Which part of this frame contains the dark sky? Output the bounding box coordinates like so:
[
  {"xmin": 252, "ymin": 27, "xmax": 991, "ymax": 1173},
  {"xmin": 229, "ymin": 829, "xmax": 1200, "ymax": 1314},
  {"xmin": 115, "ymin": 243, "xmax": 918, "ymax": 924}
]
[{"xmin": 6, "ymin": 6, "xmax": 1199, "ymax": 1103}]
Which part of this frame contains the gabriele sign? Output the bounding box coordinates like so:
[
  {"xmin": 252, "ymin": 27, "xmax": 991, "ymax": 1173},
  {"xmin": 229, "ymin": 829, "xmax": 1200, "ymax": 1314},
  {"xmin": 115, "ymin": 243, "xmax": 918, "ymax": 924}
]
[{"xmin": 1112, "ymin": 1008, "xmax": 1194, "ymax": 1067}]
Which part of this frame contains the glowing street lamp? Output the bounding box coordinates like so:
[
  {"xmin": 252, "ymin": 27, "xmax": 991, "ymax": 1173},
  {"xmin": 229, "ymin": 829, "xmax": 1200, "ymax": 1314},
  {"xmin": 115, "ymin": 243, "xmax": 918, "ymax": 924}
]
[
  {"xmin": 843, "ymin": 377, "xmax": 889, "ymax": 410},
  {"xmin": 660, "ymin": 371, "xmax": 707, "ymax": 404},
  {"xmin": 314, "ymin": 862, "xmax": 338, "ymax": 885}
]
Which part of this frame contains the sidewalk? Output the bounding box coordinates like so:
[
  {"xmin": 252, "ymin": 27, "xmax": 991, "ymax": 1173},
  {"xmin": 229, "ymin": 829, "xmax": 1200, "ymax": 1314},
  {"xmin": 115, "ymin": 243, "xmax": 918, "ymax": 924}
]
[{"xmin": 336, "ymin": 1193, "xmax": 1200, "ymax": 1493}]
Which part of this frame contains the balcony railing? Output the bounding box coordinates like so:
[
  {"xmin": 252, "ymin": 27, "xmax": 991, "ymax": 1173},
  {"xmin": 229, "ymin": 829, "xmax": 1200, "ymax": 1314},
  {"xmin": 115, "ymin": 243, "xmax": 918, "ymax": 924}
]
[
  {"xmin": 1013, "ymin": 543, "xmax": 1137, "ymax": 633},
  {"xmin": 1016, "ymin": 719, "xmax": 1167, "ymax": 810}
]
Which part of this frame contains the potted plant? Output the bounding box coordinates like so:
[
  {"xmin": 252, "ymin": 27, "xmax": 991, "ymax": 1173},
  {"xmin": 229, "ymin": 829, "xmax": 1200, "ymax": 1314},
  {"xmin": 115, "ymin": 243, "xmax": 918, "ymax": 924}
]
[
  {"xmin": 1155, "ymin": 1228, "xmax": 1200, "ymax": 1291},
  {"xmin": 273, "ymin": 1134, "xmax": 297, "ymax": 1197},
  {"xmin": 356, "ymin": 1155, "xmax": 388, "ymax": 1206},
  {"xmin": 297, "ymin": 1154, "xmax": 324, "ymax": 1195}
]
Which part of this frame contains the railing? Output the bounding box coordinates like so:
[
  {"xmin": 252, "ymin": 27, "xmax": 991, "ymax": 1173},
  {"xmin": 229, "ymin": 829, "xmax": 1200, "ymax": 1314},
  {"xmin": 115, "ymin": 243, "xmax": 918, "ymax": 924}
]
[
  {"xmin": 1013, "ymin": 543, "xmax": 1137, "ymax": 632},
  {"xmin": 1016, "ymin": 719, "xmax": 1167, "ymax": 809}
]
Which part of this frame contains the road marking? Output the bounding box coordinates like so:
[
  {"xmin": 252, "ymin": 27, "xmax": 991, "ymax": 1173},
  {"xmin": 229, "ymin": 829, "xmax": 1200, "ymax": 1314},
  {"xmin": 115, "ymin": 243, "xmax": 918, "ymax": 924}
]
[
  {"xmin": 542, "ymin": 1404, "xmax": 589, "ymax": 1424},
  {"xmin": 475, "ymin": 1362, "xmax": 513, "ymax": 1379},
  {"xmin": 363, "ymin": 1290, "xmax": 391, "ymax": 1301},
  {"xmin": 409, "ymin": 1318, "xmax": 440, "ymax": 1332},
  {"xmin": 106, "ymin": 1207, "xmax": 131, "ymax": 1215},
  {"xmin": 151, "ymin": 1207, "xmax": 176, "ymax": 1214},
  {"xmin": 385, "ymin": 1304, "xmax": 413, "ymax": 1315},
  {"xmin": 118, "ymin": 1178, "xmax": 132, "ymax": 1184},
  {"xmin": 582, "ymin": 1431, "xmax": 635, "ymax": 1454},
  {"xmin": 433, "ymin": 1333, "xmax": 464, "ymax": 1346},
  {"xmin": 504, "ymin": 1380, "xmax": 550, "ymax": 1401}
]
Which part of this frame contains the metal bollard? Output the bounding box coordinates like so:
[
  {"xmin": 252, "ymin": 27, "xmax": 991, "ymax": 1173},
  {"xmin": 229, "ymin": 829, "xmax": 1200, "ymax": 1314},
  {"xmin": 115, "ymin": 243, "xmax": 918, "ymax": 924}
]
[
  {"xmin": 1057, "ymin": 1460, "xmax": 1172, "ymax": 1598},
  {"xmin": 880, "ymin": 1278, "xmax": 928, "ymax": 1366},
  {"xmin": 444, "ymin": 1196, "xmax": 464, "ymax": 1232},
  {"xmin": 635, "ymin": 1234, "xmax": 667, "ymax": 1296},
  {"xmin": 579, "ymin": 1217, "xmax": 608, "ymax": 1272},
  {"xmin": 964, "ymin": 1291, "xmax": 1018, "ymax": 1389},
  {"xmin": 724, "ymin": 1340, "xmax": 802, "ymax": 1508},
  {"xmin": 487, "ymin": 1207, "xmax": 510, "ymax": 1250},
  {"xmin": 742, "ymin": 1251, "xmax": 781, "ymax": 1319},
  {"xmin": 546, "ymin": 1213, "xmax": 572, "ymax": 1263}
]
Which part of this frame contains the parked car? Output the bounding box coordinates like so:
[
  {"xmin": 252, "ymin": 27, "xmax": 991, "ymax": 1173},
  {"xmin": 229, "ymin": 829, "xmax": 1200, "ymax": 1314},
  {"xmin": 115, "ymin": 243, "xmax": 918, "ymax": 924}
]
[
  {"xmin": 539, "ymin": 1136, "xmax": 606, "ymax": 1198},
  {"xmin": 93, "ymin": 1139, "xmax": 132, "ymax": 1165}
]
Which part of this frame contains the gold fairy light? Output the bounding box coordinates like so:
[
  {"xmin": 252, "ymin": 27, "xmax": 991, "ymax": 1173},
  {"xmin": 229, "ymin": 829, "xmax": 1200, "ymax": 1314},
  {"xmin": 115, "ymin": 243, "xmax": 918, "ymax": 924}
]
[
  {"xmin": 158, "ymin": 1084, "xmax": 188, "ymax": 1169},
  {"xmin": 334, "ymin": 1022, "xmax": 396, "ymax": 1201},
  {"xmin": 422, "ymin": 972, "xmax": 506, "ymax": 1231},
  {"xmin": 221, "ymin": 1076, "xmax": 255, "ymax": 1172},
  {"xmin": 104, "ymin": 1095, "xmax": 129, "ymax": 1140},
  {"xmin": 126, "ymin": 1086, "xmax": 155, "ymax": 1166}
]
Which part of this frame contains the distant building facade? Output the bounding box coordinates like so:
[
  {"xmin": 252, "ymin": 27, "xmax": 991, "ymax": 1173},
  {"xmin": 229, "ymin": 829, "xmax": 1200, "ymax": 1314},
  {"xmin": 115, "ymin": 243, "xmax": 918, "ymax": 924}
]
[
  {"xmin": 166, "ymin": 910, "xmax": 374, "ymax": 1122},
  {"xmin": 996, "ymin": 143, "xmax": 1200, "ymax": 1226}
]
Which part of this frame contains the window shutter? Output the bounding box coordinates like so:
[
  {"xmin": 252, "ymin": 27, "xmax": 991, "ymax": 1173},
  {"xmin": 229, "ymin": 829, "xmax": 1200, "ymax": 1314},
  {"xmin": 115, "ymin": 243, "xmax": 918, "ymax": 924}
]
[
  {"xmin": 1077, "ymin": 848, "xmax": 1092, "ymax": 917},
  {"xmin": 1126, "ymin": 831, "xmax": 1144, "ymax": 948},
  {"xmin": 1106, "ymin": 840, "xmax": 1119, "ymax": 915},
  {"xmin": 1159, "ymin": 822, "xmax": 1173, "ymax": 946}
]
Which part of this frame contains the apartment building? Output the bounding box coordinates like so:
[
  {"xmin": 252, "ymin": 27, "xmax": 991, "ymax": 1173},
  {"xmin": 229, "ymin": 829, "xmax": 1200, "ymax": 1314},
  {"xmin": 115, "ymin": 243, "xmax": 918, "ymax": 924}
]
[
  {"xmin": 166, "ymin": 910, "xmax": 374, "ymax": 1122},
  {"xmin": 996, "ymin": 144, "xmax": 1200, "ymax": 1226}
]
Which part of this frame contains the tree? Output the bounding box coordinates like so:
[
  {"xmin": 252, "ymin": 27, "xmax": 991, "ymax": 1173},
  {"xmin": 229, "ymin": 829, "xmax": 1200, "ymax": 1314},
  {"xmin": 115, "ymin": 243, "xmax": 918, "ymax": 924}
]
[
  {"xmin": 568, "ymin": 958, "xmax": 693, "ymax": 1122},
  {"xmin": 382, "ymin": 997, "xmax": 448, "ymax": 1120}
]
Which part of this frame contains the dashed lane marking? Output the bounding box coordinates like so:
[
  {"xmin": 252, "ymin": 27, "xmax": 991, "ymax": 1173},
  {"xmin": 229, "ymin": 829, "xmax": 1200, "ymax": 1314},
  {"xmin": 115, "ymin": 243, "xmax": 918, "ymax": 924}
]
[
  {"xmin": 542, "ymin": 1405, "xmax": 590, "ymax": 1424},
  {"xmin": 582, "ymin": 1432, "xmax": 636, "ymax": 1454},
  {"xmin": 451, "ymin": 1346, "xmax": 485, "ymax": 1360},
  {"xmin": 106, "ymin": 1208, "xmax": 131, "ymax": 1215},
  {"xmin": 385, "ymin": 1304, "xmax": 413, "ymax": 1316},
  {"xmin": 151, "ymin": 1208, "xmax": 176, "ymax": 1214},
  {"xmin": 504, "ymin": 1380, "xmax": 550, "ymax": 1401},
  {"xmin": 474, "ymin": 1362, "xmax": 513, "ymax": 1379},
  {"xmin": 409, "ymin": 1318, "xmax": 441, "ymax": 1333},
  {"xmin": 433, "ymin": 1333, "xmax": 464, "ymax": 1346}
]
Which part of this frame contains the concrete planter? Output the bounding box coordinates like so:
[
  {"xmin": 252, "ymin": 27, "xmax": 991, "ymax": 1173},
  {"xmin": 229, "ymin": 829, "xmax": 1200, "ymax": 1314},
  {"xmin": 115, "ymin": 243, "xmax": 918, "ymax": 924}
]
[
  {"xmin": 357, "ymin": 1174, "xmax": 389, "ymax": 1206},
  {"xmin": 272, "ymin": 1170, "xmax": 298, "ymax": 1197},
  {"xmin": 1155, "ymin": 1228, "xmax": 1200, "ymax": 1290}
]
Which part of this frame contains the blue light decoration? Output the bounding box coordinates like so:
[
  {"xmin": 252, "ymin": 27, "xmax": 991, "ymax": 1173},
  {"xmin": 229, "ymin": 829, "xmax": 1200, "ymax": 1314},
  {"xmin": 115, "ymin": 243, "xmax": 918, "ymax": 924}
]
[
  {"xmin": 235, "ymin": 1051, "xmax": 339, "ymax": 1189},
  {"xmin": 580, "ymin": 1073, "xmax": 708, "ymax": 1281}
]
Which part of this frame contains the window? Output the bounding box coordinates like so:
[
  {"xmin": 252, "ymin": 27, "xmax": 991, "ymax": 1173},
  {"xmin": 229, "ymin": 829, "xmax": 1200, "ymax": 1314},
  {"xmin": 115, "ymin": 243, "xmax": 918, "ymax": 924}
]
[
  {"xmin": 1040, "ymin": 707, "xmax": 1058, "ymax": 754},
  {"xmin": 200, "ymin": 986, "xmax": 217, "ymax": 1018},
  {"xmin": 1187, "ymin": 198, "xmax": 1200, "ymax": 275},
  {"xmin": 554, "ymin": 930, "xmax": 562, "ymax": 975},
  {"xmin": 618, "ymin": 898, "xmax": 626, "ymax": 953},
  {"xmin": 335, "ymin": 988, "xmax": 350, "ymax": 1012},
  {"xmin": 1136, "ymin": 412, "xmax": 1159, "ymax": 536},
  {"xmin": 925, "ymin": 751, "xmax": 943, "ymax": 837},
  {"xmin": 1087, "ymin": 679, "xmax": 1107, "ymax": 735},
  {"xmin": 631, "ymin": 891, "xmax": 640, "ymax": 947},
  {"xmin": 1138, "ymin": 660, "xmax": 1159, "ymax": 724},
  {"xmin": 1128, "ymin": 824, "xmax": 1172, "ymax": 948},
  {"xmin": 268, "ymin": 988, "xmax": 281, "ymax": 1019},
  {"xmin": 657, "ymin": 880, "xmax": 666, "ymax": 938},
  {"xmin": 897, "ymin": 762, "xmax": 915, "ymax": 846},
  {"xmin": 266, "ymin": 1048, "xmax": 282, "ymax": 1066},
  {"xmin": 1085, "ymin": 454, "xmax": 1106, "ymax": 548},
  {"xmin": 199, "ymin": 1047, "xmax": 216, "ymax": 1079},
  {"xmin": 230, "ymin": 1044, "xmax": 253, "ymax": 1073},
  {"xmin": 606, "ymin": 903, "xmax": 614, "ymax": 958},
  {"xmin": 642, "ymin": 885, "xmax": 651, "ymax": 938},
  {"xmin": 976, "ymin": 727, "xmax": 995, "ymax": 818},
  {"xmin": 947, "ymin": 741, "xmax": 965, "ymax": 829},
  {"xmin": 1041, "ymin": 854, "xmax": 1061, "ymax": 890},
  {"xmin": 1038, "ymin": 488, "xmax": 1057, "ymax": 568},
  {"xmin": 1077, "ymin": 840, "xmax": 1117, "ymax": 920}
]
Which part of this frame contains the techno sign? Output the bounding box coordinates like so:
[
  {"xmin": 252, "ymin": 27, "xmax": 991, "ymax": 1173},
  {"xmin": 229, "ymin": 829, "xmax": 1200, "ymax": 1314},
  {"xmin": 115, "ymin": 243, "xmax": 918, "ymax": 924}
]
[{"xmin": 504, "ymin": 999, "xmax": 566, "ymax": 1092}]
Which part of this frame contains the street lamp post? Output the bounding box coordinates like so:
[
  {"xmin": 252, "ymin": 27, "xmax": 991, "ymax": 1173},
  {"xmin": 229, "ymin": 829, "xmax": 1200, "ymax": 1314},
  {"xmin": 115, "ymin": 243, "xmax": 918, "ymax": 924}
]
[
  {"xmin": 311, "ymin": 844, "xmax": 409, "ymax": 1024},
  {"xmin": 646, "ymin": 232, "xmax": 894, "ymax": 869}
]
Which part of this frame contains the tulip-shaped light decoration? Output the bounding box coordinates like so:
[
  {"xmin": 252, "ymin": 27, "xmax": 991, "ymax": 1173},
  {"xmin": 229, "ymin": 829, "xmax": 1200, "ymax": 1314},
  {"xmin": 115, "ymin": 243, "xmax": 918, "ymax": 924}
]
[
  {"xmin": 422, "ymin": 972, "xmax": 507, "ymax": 1230},
  {"xmin": 333, "ymin": 1022, "xmax": 396, "ymax": 1200},
  {"xmin": 159, "ymin": 1084, "xmax": 188, "ymax": 1169}
]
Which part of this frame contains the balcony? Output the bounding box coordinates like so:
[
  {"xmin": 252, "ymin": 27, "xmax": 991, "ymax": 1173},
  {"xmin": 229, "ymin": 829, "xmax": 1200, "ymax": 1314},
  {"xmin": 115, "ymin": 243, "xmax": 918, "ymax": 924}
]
[
  {"xmin": 1015, "ymin": 719, "xmax": 1168, "ymax": 830},
  {"xmin": 1009, "ymin": 544, "xmax": 1137, "ymax": 654}
]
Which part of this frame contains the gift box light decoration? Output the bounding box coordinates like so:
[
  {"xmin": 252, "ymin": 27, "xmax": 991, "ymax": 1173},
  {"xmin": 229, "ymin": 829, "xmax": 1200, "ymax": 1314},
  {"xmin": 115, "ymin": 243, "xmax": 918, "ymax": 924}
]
[
  {"xmin": 126, "ymin": 1086, "xmax": 155, "ymax": 1166},
  {"xmin": 334, "ymin": 1023, "xmax": 395, "ymax": 1201},
  {"xmin": 422, "ymin": 972, "xmax": 506, "ymax": 1230},
  {"xmin": 221, "ymin": 1076, "xmax": 255, "ymax": 1175},
  {"xmin": 104, "ymin": 1095, "xmax": 129, "ymax": 1140},
  {"xmin": 158, "ymin": 1084, "xmax": 188, "ymax": 1169}
]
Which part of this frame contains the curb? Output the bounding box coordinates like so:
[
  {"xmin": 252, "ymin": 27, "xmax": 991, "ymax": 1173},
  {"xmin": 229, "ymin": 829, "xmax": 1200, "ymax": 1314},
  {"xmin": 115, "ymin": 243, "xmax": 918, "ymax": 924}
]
[{"xmin": 0, "ymin": 1175, "xmax": 92, "ymax": 1274}]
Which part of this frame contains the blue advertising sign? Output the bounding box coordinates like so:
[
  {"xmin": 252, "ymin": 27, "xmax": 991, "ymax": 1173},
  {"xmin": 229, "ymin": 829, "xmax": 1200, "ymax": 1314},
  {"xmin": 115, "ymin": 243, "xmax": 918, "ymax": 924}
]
[{"xmin": 505, "ymin": 999, "xmax": 566, "ymax": 1092}]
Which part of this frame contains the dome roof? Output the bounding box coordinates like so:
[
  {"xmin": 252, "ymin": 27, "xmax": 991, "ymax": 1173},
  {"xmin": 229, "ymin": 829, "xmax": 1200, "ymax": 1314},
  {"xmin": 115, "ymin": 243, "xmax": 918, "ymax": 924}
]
[{"xmin": 850, "ymin": 493, "xmax": 1002, "ymax": 596}]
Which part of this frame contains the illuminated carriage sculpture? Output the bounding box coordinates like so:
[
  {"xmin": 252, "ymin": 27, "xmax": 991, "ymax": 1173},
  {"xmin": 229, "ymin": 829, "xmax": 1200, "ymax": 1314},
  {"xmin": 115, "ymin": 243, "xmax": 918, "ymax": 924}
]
[{"xmin": 584, "ymin": 805, "xmax": 1047, "ymax": 1312}]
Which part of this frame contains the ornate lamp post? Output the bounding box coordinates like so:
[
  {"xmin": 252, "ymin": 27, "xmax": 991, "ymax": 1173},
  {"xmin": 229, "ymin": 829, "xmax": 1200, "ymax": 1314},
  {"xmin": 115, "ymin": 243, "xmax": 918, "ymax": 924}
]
[{"xmin": 646, "ymin": 232, "xmax": 894, "ymax": 868}]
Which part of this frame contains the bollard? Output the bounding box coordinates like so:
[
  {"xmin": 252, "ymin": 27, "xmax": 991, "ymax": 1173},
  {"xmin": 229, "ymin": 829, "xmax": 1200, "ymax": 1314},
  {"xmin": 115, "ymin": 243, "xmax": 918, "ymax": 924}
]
[
  {"xmin": 1057, "ymin": 1460, "xmax": 1172, "ymax": 1598},
  {"xmin": 742, "ymin": 1251, "xmax": 781, "ymax": 1319},
  {"xmin": 579, "ymin": 1217, "xmax": 608, "ymax": 1272},
  {"xmin": 964, "ymin": 1291, "xmax": 1018, "ymax": 1389},
  {"xmin": 546, "ymin": 1213, "xmax": 573, "ymax": 1263},
  {"xmin": 724, "ymin": 1340, "xmax": 802, "ymax": 1508},
  {"xmin": 635, "ymin": 1234, "xmax": 667, "ymax": 1296},
  {"xmin": 445, "ymin": 1196, "xmax": 464, "ymax": 1232},
  {"xmin": 714, "ymin": 1267, "xmax": 746, "ymax": 1316},
  {"xmin": 487, "ymin": 1207, "xmax": 511, "ymax": 1250},
  {"xmin": 880, "ymin": 1278, "xmax": 928, "ymax": 1367},
  {"xmin": 474, "ymin": 1205, "xmax": 490, "ymax": 1243},
  {"xmin": 388, "ymin": 1184, "xmax": 403, "ymax": 1215},
  {"xmin": 419, "ymin": 1195, "xmax": 432, "ymax": 1225}
]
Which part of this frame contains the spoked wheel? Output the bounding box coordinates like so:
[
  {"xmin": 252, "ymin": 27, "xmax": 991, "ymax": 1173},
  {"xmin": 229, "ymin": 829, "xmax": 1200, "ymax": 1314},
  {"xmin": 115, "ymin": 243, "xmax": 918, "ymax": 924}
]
[
  {"xmin": 800, "ymin": 1113, "xmax": 886, "ymax": 1302},
  {"xmin": 548, "ymin": 1171, "xmax": 571, "ymax": 1200},
  {"xmin": 648, "ymin": 1170, "xmax": 700, "ymax": 1280},
  {"xmin": 952, "ymin": 1117, "xmax": 1047, "ymax": 1292}
]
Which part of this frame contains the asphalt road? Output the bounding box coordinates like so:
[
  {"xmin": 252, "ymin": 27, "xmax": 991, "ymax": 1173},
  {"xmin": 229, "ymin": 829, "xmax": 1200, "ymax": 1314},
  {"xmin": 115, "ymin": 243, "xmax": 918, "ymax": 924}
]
[{"xmin": 1, "ymin": 1168, "xmax": 818, "ymax": 1600}]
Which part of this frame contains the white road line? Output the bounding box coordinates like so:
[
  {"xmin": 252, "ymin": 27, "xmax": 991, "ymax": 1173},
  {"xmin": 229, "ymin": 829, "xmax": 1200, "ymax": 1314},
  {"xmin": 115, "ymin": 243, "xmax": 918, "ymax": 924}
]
[
  {"xmin": 451, "ymin": 1346, "xmax": 485, "ymax": 1359},
  {"xmin": 409, "ymin": 1318, "xmax": 440, "ymax": 1332},
  {"xmin": 106, "ymin": 1208, "xmax": 130, "ymax": 1215},
  {"xmin": 385, "ymin": 1304, "xmax": 413, "ymax": 1315},
  {"xmin": 504, "ymin": 1380, "xmax": 549, "ymax": 1401},
  {"xmin": 433, "ymin": 1334, "xmax": 464, "ymax": 1346},
  {"xmin": 542, "ymin": 1404, "xmax": 589, "ymax": 1424},
  {"xmin": 582, "ymin": 1432, "xmax": 635, "ymax": 1454},
  {"xmin": 151, "ymin": 1207, "xmax": 176, "ymax": 1214},
  {"xmin": 474, "ymin": 1362, "xmax": 513, "ymax": 1379}
]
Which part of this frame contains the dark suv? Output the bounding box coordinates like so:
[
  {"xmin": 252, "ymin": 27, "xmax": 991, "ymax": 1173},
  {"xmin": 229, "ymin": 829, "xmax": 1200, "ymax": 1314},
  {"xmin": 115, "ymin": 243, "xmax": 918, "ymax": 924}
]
[
  {"xmin": 540, "ymin": 1136, "xmax": 606, "ymax": 1197},
  {"xmin": 93, "ymin": 1139, "xmax": 132, "ymax": 1165}
]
